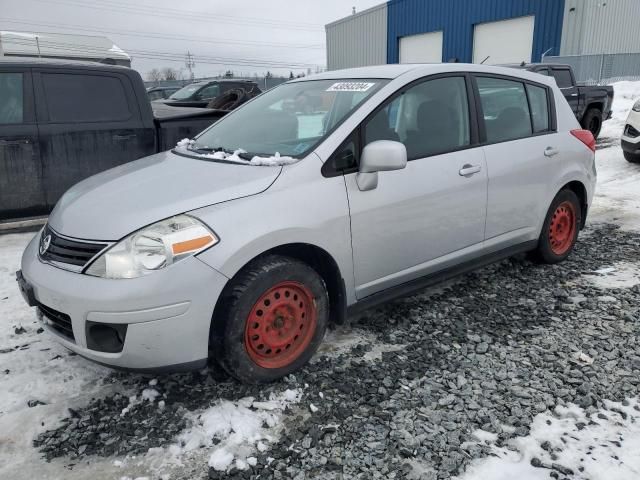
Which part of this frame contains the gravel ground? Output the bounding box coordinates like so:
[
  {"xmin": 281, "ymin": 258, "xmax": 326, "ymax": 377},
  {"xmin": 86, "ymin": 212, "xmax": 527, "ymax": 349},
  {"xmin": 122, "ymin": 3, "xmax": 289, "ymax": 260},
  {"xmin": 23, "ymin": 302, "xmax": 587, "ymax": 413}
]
[{"xmin": 30, "ymin": 223, "xmax": 640, "ymax": 479}]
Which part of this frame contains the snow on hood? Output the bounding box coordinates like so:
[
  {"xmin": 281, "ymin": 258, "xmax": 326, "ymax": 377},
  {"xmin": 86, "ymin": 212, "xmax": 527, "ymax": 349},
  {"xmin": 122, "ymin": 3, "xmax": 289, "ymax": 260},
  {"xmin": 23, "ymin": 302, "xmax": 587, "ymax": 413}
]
[{"xmin": 176, "ymin": 138, "xmax": 299, "ymax": 167}]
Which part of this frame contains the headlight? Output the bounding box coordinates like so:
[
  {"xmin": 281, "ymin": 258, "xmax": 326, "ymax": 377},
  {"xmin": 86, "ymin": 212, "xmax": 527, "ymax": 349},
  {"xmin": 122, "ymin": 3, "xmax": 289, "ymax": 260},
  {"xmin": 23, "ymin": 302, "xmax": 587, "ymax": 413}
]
[
  {"xmin": 85, "ymin": 215, "xmax": 218, "ymax": 279},
  {"xmin": 633, "ymin": 99, "xmax": 640, "ymax": 112}
]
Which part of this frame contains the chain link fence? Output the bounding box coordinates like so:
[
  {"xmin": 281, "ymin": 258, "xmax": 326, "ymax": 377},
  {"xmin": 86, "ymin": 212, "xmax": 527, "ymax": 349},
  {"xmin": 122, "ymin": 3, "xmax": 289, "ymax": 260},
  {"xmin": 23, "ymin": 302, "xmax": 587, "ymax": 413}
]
[{"xmin": 543, "ymin": 53, "xmax": 640, "ymax": 85}]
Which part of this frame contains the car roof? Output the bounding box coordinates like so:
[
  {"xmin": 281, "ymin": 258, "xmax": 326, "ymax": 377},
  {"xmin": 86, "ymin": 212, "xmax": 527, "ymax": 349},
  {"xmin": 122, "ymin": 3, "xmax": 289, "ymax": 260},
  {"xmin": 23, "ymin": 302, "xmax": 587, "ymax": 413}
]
[
  {"xmin": 0, "ymin": 56, "xmax": 130, "ymax": 70},
  {"xmin": 292, "ymin": 63, "xmax": 557, "ymax": 86}
]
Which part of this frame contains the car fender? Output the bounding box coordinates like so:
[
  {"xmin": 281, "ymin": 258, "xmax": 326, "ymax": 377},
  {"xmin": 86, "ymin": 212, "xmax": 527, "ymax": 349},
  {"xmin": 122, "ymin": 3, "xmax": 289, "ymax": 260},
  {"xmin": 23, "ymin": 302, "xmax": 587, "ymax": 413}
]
[{"xmin": 192, "ymin": 156, "xmax": 357, "ymax": 305}]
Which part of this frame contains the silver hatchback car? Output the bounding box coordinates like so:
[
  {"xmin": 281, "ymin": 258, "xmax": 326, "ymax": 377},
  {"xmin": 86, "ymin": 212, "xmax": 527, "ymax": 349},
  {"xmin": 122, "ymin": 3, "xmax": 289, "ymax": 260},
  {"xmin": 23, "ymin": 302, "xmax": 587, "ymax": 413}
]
[{"xmin": 18, "ymin": 64, "xmax": 597, "ymax": 383}]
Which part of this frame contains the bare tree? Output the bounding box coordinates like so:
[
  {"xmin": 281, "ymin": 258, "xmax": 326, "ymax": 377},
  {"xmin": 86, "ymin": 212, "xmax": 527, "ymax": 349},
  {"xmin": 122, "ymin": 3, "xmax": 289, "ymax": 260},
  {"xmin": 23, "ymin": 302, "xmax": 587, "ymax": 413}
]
[
  {"xmin": 161, "ymin": 67, "xmax": 180, "ymax": 81},
  {"xmin": 147, "ymin": 68, "xmax": 162, "ymax": 83}
]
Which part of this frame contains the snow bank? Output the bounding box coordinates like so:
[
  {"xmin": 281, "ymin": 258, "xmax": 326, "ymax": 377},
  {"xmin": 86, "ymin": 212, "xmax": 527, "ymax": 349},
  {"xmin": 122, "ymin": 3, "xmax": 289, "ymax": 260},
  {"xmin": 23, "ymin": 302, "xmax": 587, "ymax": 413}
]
[
  {"xmin": 599, "ymin": 81, "xmax": 640, "ymax": 140},
  {"xmin": 175, "ymin": 139, "xmax": 298, "ymax": 166},
  {"xmin": 456, "ymin": 398, "xmax": 640, "ymax": 480},
  {"xmin": 589, "ymin": 80, "xmax": 640, "ymax": 232}
]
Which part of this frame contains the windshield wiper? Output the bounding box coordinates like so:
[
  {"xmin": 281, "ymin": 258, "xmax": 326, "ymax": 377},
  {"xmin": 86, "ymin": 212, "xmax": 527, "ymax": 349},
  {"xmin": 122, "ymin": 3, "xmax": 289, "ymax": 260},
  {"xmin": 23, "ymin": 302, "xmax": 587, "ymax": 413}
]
[{"xmin": 186, "ymin": 144, "xmax": 252, "ymax": 160}]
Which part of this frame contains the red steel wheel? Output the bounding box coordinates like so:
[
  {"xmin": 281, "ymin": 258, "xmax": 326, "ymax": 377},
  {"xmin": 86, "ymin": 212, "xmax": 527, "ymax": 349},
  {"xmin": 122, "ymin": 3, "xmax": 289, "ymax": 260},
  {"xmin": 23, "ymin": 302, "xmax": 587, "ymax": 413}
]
[
  {"xmin": 548, "ymin": 201, "xmax": 577, "ymax": 256},
  {"xmin": 244, "ymin": 281, "xmax": 317, "ymax": 369}
]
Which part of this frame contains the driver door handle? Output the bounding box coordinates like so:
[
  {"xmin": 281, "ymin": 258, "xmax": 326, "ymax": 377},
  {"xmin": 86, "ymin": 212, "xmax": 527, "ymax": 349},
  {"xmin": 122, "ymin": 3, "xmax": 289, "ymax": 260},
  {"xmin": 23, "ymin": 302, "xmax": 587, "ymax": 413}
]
[{"xmin": 459, "ymin": 164, "xmax": 481, "ymax": 177}]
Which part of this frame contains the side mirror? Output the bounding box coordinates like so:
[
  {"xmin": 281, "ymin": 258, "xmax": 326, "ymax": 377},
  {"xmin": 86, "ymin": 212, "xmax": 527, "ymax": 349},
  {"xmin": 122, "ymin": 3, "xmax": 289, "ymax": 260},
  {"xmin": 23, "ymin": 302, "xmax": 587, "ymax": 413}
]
[{"xmin": 356, "ymin": 140, "xmax": 407, "ymax": 191}]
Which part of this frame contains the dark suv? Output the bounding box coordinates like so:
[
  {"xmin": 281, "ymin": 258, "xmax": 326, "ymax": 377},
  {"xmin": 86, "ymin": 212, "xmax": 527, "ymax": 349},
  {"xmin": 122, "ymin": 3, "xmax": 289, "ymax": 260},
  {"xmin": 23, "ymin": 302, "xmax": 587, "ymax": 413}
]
[{"xmin": 155, "ymin": 79, "xmax": 261, "ymax": 108}]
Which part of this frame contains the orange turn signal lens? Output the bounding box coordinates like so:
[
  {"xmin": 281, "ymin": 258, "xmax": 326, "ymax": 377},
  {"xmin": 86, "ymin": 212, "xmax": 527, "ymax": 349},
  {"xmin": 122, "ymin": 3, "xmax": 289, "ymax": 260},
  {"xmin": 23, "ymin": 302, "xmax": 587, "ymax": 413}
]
[{"xmin": 171, "ymin": 235, "xmax": 214, "ymax": 255}]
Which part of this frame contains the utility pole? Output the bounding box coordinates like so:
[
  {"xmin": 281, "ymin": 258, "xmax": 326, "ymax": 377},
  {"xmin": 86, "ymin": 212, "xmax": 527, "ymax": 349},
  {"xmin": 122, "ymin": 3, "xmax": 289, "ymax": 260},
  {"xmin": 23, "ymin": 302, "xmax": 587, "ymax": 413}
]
[
  {"xmin": 35, "ymin": 35, "xmax": 41, "ymax": 57},
  {"xmin": 185, "ymin": 51, "xmax": 195, "ymax": 81}
]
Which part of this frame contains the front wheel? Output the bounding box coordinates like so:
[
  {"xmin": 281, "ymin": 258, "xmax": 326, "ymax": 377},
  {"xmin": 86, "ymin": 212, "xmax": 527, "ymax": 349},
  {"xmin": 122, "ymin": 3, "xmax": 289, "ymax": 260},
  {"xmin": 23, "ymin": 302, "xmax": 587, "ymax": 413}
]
[
  {"xmin": 211, "ymin": 255, "xmax": 329, "ymax": 384},
  {"xmin": 532, "ymin": 190, "xmax": 582, "ymax": 264}
]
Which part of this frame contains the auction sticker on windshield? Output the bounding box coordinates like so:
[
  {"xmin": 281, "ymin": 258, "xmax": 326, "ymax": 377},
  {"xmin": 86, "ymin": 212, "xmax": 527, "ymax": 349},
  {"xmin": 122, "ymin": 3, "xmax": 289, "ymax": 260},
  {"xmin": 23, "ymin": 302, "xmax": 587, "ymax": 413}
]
[{"xmin": 326, "ymin": 82, "xmax": 376, "ymax": 92}]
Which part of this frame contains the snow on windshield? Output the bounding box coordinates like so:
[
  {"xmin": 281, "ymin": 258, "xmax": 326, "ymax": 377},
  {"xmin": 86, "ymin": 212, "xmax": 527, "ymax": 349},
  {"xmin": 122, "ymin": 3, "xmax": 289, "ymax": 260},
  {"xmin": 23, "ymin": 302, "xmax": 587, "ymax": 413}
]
[{"xmin": 175, "ymin": 138, "xmax": 298, "ymax": 166}]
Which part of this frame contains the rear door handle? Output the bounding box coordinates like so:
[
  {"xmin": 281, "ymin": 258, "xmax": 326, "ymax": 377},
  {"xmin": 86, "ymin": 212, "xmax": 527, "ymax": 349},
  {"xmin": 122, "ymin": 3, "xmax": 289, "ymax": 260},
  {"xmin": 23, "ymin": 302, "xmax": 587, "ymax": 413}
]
[
  {"xmin": 544, "ymin": 147, "xmax": 560, "ymax": 157},
  {"xmin": 0, "ymin": 138, "xmax": 30, "ymax": 147},
  {"xmin": 459, "ymin": 164, "xmax": 481, "ymax": 177}
]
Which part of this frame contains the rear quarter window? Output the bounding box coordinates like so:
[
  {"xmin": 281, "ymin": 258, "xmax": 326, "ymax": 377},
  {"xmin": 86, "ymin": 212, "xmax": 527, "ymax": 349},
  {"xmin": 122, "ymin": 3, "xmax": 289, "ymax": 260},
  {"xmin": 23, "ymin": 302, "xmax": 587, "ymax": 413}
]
[
  {"xmin": 526, "ymin": 84, "xmax": 550, "ymax": 133},
  {"xmin": 42, "ymin": 73, "xmax": 132, "ymax": 123}
]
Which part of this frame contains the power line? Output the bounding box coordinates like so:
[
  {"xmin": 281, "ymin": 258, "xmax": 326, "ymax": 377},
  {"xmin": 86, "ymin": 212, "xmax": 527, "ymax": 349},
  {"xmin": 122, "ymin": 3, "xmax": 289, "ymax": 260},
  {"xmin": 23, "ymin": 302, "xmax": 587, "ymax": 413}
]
[
  {"xmin": 89, "ymin": 0, "xmax": 322, "ymax": 29},
  {"xmin": 1, "ymin": 19, "xmax": 325, "ymax": 50},
  {"xmin": 3, "ymin": 37, "xmax": 322, "ymax": 69},
  {"xmin": 28, "ymin": 0, "xmax": 325, "ymax": 32}
]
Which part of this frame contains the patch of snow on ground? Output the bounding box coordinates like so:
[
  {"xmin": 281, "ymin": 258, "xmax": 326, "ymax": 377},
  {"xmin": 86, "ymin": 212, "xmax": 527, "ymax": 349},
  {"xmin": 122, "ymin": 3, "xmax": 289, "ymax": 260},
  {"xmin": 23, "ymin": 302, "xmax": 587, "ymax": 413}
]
[
  {"xmin": 582, "ymin": 261, "xmax": 640, "ymax": 289},
  {"xmin": 315, "ymin": 326, "xmax": 378, "ymax": 361},
  {"xmin": 590, "ymin": 81, "xmax": 640, "ymax": 231},
  {"xmin": 456, "ymin": 398, "xmax": 640, "ymax": 480},
  {"xmin": 177, "ymin": 389, "xmax": 302, "ymax": 472}
]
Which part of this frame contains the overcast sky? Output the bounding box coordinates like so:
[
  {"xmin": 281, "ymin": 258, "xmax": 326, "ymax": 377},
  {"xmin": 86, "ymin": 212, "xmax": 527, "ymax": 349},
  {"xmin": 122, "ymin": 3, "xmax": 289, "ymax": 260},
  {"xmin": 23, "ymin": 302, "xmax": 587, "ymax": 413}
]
[{"xmin": 2, "ymin": 0, "xmax": 383, "ymax": 79}]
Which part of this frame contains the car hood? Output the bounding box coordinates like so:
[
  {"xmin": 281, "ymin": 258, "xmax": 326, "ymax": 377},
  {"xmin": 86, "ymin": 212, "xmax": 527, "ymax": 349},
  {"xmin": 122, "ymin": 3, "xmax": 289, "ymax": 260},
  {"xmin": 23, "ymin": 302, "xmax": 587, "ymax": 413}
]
[{"xmin": 48, "ymin": 150, "xmax": 282, "ymax": 240}]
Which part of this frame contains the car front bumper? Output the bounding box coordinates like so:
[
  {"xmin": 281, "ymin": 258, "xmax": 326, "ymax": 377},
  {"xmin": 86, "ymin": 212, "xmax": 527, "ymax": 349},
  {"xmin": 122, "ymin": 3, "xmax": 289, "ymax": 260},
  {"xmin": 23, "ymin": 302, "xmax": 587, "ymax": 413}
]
[
  {"xmin": 622, "ymin": 110, "xmax": 640, "ymax": 153},
  {"xmin": 19, "ymin": 232, "xmax": 229, "ymax": 371}
]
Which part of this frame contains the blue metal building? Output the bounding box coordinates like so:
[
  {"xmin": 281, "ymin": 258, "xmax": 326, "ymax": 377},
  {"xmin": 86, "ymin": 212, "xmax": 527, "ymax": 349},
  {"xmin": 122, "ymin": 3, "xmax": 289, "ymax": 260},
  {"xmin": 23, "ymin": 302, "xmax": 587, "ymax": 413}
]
[{"xmin": 386, "ymin": 0, "xmax": 566, "ymax": 64}]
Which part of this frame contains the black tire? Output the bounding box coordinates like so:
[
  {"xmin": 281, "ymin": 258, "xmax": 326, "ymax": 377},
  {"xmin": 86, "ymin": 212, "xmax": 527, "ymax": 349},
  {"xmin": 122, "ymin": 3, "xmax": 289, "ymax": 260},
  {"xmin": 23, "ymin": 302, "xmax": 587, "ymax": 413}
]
[
  {"xmin": 532, "ymin": 189, "xmax": 582, "ymax": 264},
  {"xmin": 581, "ymin": 108, "xmax": 603, "ymax": 140},
  {"xmin": 211, "ymin": 255, "xmax": 329, "ymax": 384},
  {"xmin": 624, "ymin": 151, "xmax": 640, "ymax": 163}
]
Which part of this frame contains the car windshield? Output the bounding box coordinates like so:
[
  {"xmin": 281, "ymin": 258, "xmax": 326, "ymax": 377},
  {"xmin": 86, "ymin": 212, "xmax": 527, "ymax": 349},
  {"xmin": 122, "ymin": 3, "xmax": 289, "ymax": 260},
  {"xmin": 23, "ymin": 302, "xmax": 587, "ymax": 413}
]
[
  {"xmin": 188, "ymin": 79, "xmax": 388, "ymax": 160},
  {"xmin": 169, "ymin": 83, "xmax": 205, "ymax": 100}
]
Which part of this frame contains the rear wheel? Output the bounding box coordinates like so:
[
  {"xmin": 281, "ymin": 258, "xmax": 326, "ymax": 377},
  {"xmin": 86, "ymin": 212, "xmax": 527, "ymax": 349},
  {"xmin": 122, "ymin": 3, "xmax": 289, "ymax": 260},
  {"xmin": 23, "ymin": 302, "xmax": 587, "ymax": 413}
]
[
  {"xmin": 532, "ymin": 190, "xmax": 582, "ymax": 264},
  {"xmin": 581, "ymin": 108, "xmax": 603, "ymax": 139},
  {"xmin": 624, "ymin": 151, "xmax": 640, "ymax": 163},
  {"xmin": 211, "ymin": 255, "xmax": 328, "ymax": 384}
]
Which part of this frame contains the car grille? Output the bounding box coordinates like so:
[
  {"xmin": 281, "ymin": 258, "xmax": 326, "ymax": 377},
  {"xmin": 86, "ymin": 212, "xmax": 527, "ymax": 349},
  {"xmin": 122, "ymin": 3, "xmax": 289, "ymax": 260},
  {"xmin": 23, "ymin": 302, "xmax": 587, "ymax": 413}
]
[
  {"xmin": 625, "ymin": 124, "xmax": 639, "ymax": 138},
  {"xmin": 39, "ymin": 225, "xmax": 109, "ymax": 270},
  {"xmin": 38, "ymin": 302, "xmax": 75, "ymax": 342}
]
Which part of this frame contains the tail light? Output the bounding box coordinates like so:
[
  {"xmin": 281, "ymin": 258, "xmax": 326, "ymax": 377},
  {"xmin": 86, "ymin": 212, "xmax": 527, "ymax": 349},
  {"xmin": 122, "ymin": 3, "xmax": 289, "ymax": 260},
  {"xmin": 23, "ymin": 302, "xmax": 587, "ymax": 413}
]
[{"xmin": 571, "ymin": 129, "xmax": 596, "ymax": 152}]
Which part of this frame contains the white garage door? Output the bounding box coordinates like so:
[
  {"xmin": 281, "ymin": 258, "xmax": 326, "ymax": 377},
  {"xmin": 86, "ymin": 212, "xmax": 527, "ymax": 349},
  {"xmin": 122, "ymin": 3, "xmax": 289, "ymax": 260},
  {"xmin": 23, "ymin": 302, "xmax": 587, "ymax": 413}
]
[
  {"xmin": 399, "ymin": 31, "xmax": 443, "ymax": 63},
  {"xmin": 473, "ymin": 16, "xmax": 535, "ymax": 65}
]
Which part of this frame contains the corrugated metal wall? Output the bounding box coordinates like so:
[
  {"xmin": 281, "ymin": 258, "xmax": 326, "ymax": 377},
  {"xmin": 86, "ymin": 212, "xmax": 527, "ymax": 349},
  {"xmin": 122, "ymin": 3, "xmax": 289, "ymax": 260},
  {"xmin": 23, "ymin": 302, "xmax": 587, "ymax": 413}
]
[
  {"xmin": 386, "ymin": 0, "xmax": 565, "ymax": 63},
  {"xmin": 560, "ymin": 0, "xmax": 640, "ymax": 55},
  {"xmin": 325, "ymin": 3, "xmax": 387, "ymax": 71}
]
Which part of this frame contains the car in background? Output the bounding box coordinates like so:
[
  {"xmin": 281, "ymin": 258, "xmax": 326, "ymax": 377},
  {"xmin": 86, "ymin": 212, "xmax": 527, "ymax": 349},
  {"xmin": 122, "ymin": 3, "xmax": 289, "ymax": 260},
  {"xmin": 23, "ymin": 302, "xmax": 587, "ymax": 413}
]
[
  {"xmin": 18, "ymin": 63, "xmax": 596, "ymax": 383},
  {"xmin": 622, "ymin": 97, "xmax": 640, "ymax": 163},
  {"xmin": 155, "ymin": 79, "xmax": 261, "ymax": 108},
  {"xmin": 506, "ymin": 63, "xmax": 614, "ymax": 139},
  {"xmin": 0, "ymin": 58, "xmax": 228, "ymax": 222},
  {"xmin": 147, "ymin": 85, "xmax": 180, "ymax": 101}
]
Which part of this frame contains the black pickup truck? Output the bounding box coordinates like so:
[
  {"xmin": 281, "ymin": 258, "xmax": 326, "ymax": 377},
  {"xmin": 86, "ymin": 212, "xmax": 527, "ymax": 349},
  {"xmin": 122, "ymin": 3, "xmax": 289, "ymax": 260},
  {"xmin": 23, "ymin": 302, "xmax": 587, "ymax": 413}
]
[
  {"xmin": 0, "ymin": 58, "xmax": 228, "ymax": 222},
  {"xmin": 507, "ymin": 63, "xmax": 614, "ymax": 139}
]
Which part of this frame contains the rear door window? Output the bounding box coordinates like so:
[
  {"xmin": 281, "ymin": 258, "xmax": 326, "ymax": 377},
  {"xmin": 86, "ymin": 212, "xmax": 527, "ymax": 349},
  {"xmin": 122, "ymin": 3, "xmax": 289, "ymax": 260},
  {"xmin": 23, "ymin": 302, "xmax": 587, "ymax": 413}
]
[
  {"xmin": 551, "ymin": 69, "xmax": 573, "ymax": 89},
  {"xmin": 42, "ymin": 73, "xmax": 131, "ymax": 123},
  {"xmin": 476, "ymin": 76, "xmax": 532, "ymax": 143},
  {"xmin": 0, "ymin": 73, "xmax": 24, "ymax": 124},
  {"xmin": 526, "ymin": 84, "xmax": 550, "ymax": 133}
]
